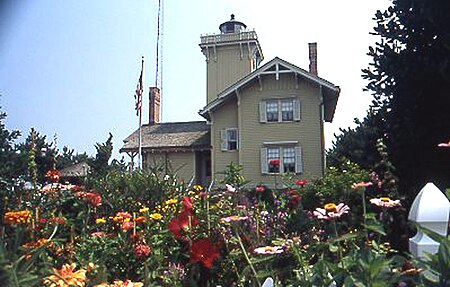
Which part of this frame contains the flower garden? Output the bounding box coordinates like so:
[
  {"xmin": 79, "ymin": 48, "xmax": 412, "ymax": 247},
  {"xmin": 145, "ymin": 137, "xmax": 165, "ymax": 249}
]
[{"xmin": 1, "ymin": 161, "xmax": 449, "ymax": 287}]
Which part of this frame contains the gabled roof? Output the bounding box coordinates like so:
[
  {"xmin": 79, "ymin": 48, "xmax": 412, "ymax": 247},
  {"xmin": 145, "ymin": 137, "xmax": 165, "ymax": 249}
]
[
  {"xmin": 60, "ymin": 162, "xmax": 90, "ymax": 177},
  {"xmin": 199, "ymin": 57, "xmax": 340, "ymax": 122},
  {"xmin": 120, "ymin": 121, "xmax": 211, "ymax": 153}
]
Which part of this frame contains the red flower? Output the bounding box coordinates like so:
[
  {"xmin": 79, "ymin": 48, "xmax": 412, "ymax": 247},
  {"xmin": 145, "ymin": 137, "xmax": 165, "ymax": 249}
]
[
  {"xmin": 45, "ymin": 169, "xmax": 60, "ymax": 182},
  {"xmin": 134, "ymin": 243, "xmax": 151, "ymax": 259},
  {"xmin": 190, "ymin": 238, "xmax": 220, "ymax": 268},
  {"xmin": 134, "ymin": 216, "xmax": 146, "ymax": 224},
  {"xmin": 168, "ymin": 210, "xmax": 198, "ymax": 239},
  {"xmin": 269, "ymin": 159, "xmax": 280, "ymax": 166},
  {"xmin": 182, "ymin": 196, "xmax": 194, "ymax": 214},
  {"xmin": 255, "ymin": 185, "xmax": 265, "ymax": 193},
  {"xmin": 75, "ymin": 191, "xmax": 102, "ymax": 207},
  {"xmin": 288, "ymin": 195, "xmax": 302, "ymax": 208},
  {"xmin": 294, "ymin": 179, "xmax": 308, "ymax": 187}
]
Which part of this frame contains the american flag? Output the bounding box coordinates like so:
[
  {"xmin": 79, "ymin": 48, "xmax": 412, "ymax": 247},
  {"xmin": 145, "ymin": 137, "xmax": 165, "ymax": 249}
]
[{"xmin": 135, "ymin": 59, "xmax": 143, "ymax": 116}]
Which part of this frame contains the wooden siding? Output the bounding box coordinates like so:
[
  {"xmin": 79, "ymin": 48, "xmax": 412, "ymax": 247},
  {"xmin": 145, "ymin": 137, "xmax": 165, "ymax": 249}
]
[
  {"xmin": 210, "ymin": 98, "xmax": 239, "ymax": 181},
  {"xmin": 144, "ymin": 152, "xmax": 196, "ymax": 183},
  {"xmin": 207, "ymin": 45, "xmax": 254, "ymax": 104},
  {"xmin": 237, "ymin": 73, "xmax": 324, "ymax": 184}
]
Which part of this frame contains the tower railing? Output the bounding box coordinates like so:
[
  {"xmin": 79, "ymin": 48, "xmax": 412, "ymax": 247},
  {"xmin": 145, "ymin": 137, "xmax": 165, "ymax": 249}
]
[{"xmin": 200, "ymin": 30, "xmax": 258, "ymax": 45}]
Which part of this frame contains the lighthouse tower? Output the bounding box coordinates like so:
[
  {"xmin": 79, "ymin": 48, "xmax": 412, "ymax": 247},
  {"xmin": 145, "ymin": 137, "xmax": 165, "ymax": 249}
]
[{"xmin": 200, "ymin": 15, "xmax": 263, "ymax": 104}]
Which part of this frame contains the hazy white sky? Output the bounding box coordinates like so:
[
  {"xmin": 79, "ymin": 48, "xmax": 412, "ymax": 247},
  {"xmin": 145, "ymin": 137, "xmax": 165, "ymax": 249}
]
[{"xmin": 0, "ymin": 0, "xmax": 391, "ymax": 159}]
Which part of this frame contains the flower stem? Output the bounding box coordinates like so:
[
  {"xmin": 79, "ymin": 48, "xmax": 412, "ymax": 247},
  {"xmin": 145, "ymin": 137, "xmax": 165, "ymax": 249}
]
[
  {"xmin": 235, "ymin": 229, "xmax": 261, "ymax": 287},
  {"xmin": 332, "ymin": 219, "xmax": 344, "ymax": 269}
]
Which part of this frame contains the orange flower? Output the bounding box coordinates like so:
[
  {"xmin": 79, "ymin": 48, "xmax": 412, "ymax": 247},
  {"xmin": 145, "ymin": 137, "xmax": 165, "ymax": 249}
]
[
  {"xmin": 134, "ymin": 216, "xmax": 146, "ymax": 224},
  {"xmin": 4, "ymin": 210, "xmax": 31, "ymax": 225},
  {"xmin": 111, "ymin": 212, "xmax": 132, "ymax": 223},
  {"xmin": 45, "ymin": 169, "xmax": 60, "ymax": 182},
  {"xmin": 43, "ymin": 263, "xmax": 87, "ymax": 287}
]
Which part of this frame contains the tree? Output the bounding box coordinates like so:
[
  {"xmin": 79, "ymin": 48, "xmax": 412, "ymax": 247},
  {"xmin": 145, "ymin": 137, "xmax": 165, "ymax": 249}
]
[
  {"xmin": 0, "ymin": 107, "xmax": 21, "ymax": 185},
  {"xmin": 362, "ymin": 0, "xmax": 450, "ymax": 201},
  {"xmin": 88, "ymin": 133, "xmax": 114, "ymax": 178}
]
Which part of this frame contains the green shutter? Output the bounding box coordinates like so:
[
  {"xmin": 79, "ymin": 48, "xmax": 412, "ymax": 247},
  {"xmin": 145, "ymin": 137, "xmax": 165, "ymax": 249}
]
[
  {"xmin": 220, "ymin": 130, "xmax": 228, "ymax": 151},
  {"xmin": 295, "ymin": 146, "xmax": 303, "ymax": 174},
  {"xmin": 260, "ymin": 147, "xmax": 268, "ymax": 174},
  {"xmin": 259, "ymin": 101, "xmax": 267, "ymax": 123},
  {"xmin": 293, "ymin": 99, "xmax": 301, "ymax": 121}
]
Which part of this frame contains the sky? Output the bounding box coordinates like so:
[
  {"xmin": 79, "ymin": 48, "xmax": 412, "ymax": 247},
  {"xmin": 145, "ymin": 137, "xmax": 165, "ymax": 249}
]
[{"xmin": 0, "ymin": 0, "xmax": 391, "ymax": 160}]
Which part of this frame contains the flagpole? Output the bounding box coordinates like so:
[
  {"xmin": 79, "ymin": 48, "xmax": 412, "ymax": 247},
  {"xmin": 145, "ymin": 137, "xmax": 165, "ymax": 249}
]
[{"xmin": 138, "ymin": 56, "xmax": 144, "ymax": 169}]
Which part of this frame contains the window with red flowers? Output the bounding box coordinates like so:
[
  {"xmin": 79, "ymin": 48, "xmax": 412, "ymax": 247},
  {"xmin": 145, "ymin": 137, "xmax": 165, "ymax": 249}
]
[{"xmin": 261, "ymin": 145, "xmax": 302, "ymax": 174}]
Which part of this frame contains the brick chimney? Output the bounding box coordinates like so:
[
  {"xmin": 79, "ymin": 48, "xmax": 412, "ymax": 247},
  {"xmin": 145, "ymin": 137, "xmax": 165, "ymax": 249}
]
[
  {"xmin": 149, "ymin": 87, "xmax": 161, "ymax": 124},
  {"xmin": 308, "ymin": 42, "xmax": 318, "ymax": 76}
]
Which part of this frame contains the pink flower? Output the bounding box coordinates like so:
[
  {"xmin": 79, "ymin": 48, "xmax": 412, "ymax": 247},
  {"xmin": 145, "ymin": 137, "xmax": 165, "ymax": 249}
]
[
  {"xmin": 254, "ymin": 245, "xmax": 284, "ymax": 255},
  {"xmin": 351, "ymin": 182, "xmax": 373, "ymax": 190},
  {"xmin": 134, "ymin": 243, "xmax": 151, "ymax": 259},
  {"xmin": 438, "ymin": 141, "xmax": 450, "ymax": 148},
  {"xmin": 294, "ymin": 179, "xmax": 308, "ymax": 187},
  {"xmin": 313, "ymin": 203, "xmax": 350, "ymax": 220},
  {"xmin": 90, "ymin": 231, "xmax": 105, "ymax": 238},
  {"xmin": 220, "ymin": 215, "xmax": 248, "ymax": 223},
  {"xmin": 255, "ymin": 185, "xmax": 265, "ymax": 193},
  {"xmin": 370, "ymin": 197, "xmax": 401, "ymax": 208},
  {"xmin": 121, "ymin": 221, "xmax": 134, "ymax": 232},
  {"xmin": 225, "ymin": 184, "xmax": 236, "ymax": 192}
]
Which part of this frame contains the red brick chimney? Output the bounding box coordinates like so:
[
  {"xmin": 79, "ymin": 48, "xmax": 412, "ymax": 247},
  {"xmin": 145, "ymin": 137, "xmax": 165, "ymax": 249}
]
[
  {"xmin": 308, "ymin": 42, "xmax": 318, "ymax": 76},
  {"xmin": 149, "ymin": 87, "xmax": 161, "ymax": 125}
]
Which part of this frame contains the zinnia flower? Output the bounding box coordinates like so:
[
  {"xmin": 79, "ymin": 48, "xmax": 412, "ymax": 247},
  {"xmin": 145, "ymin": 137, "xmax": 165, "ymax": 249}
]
[
  {"xmin": 134, "ymin": 216, "xmax": 146, "ymax": 224},
  {"xmin": 93, "ymin": 280, "xmax": 144, "ymax": 287},
  {"xmin": 225, "ymin": 184, "xmax": 236, "ymax": 192},
  {"xmin": 294, "ymin": 179, "xmax": 308, "ymax": 187},
  {"xmin": 370, "ymin": 197, "xmax": 401, "ymax": 208},
  {"xmin": 438, "ymin": 141, "xmax": 450, "ymax": 148},
  {"xmin": 190, "ymin": 238, "xmax": 220, "ymax": 268},
  {"xmin": 352, "ymin": 182, "xmax": 373, "ymax": 190},
  {"xmin": 313, "ymin": 203, "xmax": 350, "ymax": 220},
  {"xmin": 149, "ymin": 213, "xmax": 163, "ymax": 221},
  {"xmin": 43, "ymin": 263, "xmax": 87, "ymax": 287},
  {"xmin": 45, "ymin": 169, "xmax": 60, "ymax": 183},
  {"xmin": 121, "ymin": 221, "xmax": 134, "ymax": 232},
  {"xmin": 4, "ymin": 210, "xmax": 31, "ymax": 225},
  {"xmin": 111, "ymin": 212, "xmax": 132, "ymax": 223},
  {"xmin": 139, "ymin": 207, "xmax": 149, "ymax": 213},
  {"xmin": 254, "ymin": 245, "xmax": 284, "ymax": 255},
  {"xmin": 90, "ymin": 232, "xmax": 105, "ymax": 238},
  {"xmin": 287, "ymin": 195, "xmax": 302, "ymax": 208},
  {"xmin": 220, "ymin": 215, "xmax": 248, "ymax": 223},
  {"xmin": 134, "ymin": 243, "xmax": 151, "ymax": 259},
  {"xmin": 164, "ymin": 199, "xmax": 178, "ymax": 205},
  {"xmin": 255, "ymin": 185, "xmax": 265, "ymax": 193},
  {"xmin": 96, "ymin": 218, "xmax": 106, "ymax": 224}
]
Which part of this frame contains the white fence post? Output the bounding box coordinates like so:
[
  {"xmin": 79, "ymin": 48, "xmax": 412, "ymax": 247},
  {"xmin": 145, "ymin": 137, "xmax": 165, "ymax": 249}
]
[{"xmin": 408, "ymin": 182, "xmax": 450, "ymax": 257}]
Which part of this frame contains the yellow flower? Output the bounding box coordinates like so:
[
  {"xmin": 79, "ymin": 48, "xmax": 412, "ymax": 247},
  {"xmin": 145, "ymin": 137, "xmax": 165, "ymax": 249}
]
[
  {"xmin": 43, "ymin": 263, "xmax": 87, "ymax": 287},
  {"xmin": 193, "ymin": 184, "xmax": 203, "ymax": 191},
  {"xmin": 164, "ymin": 199, "xmax": 178, "ymax": 205},
  {"xmin": 149, "ymin": 213, "xmax": 163, "ymax": 221},
  {"xmin": 324, "ymin": 203, "xmax": 337, "ymax": 212},
  {"xmin": 95, "ymin": 218, "xmax": 106, "ymax": 224},
  {"xmin": 139, "ymin": 207, "xmax": 149, "ymax": 213}
]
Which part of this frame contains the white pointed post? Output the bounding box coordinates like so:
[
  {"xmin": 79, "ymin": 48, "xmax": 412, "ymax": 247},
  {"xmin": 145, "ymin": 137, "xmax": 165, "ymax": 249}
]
[{"xmin": 408, "ymin": 182, "xmax": 450, "ymax": 257}]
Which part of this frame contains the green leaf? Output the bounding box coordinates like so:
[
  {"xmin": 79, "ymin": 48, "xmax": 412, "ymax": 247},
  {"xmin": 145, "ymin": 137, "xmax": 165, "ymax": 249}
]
[{"xmin": 363, "ymin": 222, "xmax": 386, "ymax": 235}]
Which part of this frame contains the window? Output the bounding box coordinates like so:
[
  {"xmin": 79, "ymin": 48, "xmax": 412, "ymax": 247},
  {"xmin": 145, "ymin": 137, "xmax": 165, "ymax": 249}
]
[
  {"xmin": 259, "ymin": 98, "xmax": 300, "ymax": 123},
  {"xmin": 261, "ymin": 146, "xmax": 302, "ymax": 174},
  {"xmin": 221, "ymin": 128, "xmax": 239, "ymax": 151},
  {"xmin": 266, "ymin": 101, "xmax": 279, "ymax": 122}
]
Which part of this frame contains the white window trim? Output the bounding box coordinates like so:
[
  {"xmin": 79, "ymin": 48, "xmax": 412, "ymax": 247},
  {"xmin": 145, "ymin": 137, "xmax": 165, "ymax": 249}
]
[
  {"xmin": 260, "ymin": 145, "xmax": 303, "ymax": 175},
  {"xmin": 259, "ymin": 97, "xmax": 301, "ymax": 123}
]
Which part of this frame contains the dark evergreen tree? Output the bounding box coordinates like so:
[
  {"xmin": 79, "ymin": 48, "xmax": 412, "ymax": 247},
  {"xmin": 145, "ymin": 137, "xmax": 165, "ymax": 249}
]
[
  {"xmin": 362, "ymin": 0, "xmax": 450, "ymax": 201},
  {"xmin": 327, "ymin": 110, "xmax": 385, "ymax": 170},
  {"xmin": 0, "ymin": 106, "xmax": 21, "ymax": 185},
  {"xmin": 88, "ymin": 132, "xmax": 114, "ymax": 178}
]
